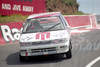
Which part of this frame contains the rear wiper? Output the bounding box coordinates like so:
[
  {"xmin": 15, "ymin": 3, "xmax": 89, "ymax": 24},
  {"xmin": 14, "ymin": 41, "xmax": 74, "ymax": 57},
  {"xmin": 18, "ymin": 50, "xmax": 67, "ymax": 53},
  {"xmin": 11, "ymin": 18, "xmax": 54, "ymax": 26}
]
[{"xmin": 45, "ymin": 23, "xmax": 61, "ymax": 31}]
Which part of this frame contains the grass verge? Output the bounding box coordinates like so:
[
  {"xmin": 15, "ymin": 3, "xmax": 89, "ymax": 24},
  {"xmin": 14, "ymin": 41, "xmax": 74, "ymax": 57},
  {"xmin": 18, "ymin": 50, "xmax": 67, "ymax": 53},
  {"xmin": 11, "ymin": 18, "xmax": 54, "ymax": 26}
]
[
  {"xmin": 0, "ymin": 12, "xmax": 89, "ymax": 23},
  {"xmin": 0, "ymin": 14, "xmax": 28, "ymax": 23}
]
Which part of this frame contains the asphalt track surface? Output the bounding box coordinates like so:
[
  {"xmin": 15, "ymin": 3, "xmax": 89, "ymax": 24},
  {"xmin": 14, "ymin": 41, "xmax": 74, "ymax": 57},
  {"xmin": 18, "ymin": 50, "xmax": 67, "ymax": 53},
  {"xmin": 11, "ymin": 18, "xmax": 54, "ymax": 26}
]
[{"xmin": 0, "ymin": 30, "xmax": 100, "ymax": 67}]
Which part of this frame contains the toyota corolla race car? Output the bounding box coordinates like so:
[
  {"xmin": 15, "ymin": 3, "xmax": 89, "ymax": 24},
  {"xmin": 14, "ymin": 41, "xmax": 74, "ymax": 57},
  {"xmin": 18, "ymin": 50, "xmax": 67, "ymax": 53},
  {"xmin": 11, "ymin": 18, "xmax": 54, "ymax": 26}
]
[{"xmin": 19, "ymin": 12, "xmax": 72, "ymax": 62}]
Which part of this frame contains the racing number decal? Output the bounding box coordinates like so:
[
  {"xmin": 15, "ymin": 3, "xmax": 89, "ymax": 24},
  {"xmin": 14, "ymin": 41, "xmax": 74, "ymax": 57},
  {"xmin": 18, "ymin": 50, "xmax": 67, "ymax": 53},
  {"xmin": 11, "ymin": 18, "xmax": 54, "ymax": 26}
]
[{"xmin": 36, "ymin": 32, "xmax": 50, "ymax": 40}]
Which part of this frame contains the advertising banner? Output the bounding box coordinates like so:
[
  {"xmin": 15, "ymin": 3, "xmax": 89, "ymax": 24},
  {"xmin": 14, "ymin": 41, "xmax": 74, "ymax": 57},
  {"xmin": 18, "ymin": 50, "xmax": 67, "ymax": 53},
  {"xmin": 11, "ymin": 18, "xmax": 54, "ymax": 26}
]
[
  {"xmin": 0, "ymin": 0, "xmax": 46, "ymax": 15},
  {"xmin": 0, "ymin": 22, "xmax": 23, "ymax": 45}
]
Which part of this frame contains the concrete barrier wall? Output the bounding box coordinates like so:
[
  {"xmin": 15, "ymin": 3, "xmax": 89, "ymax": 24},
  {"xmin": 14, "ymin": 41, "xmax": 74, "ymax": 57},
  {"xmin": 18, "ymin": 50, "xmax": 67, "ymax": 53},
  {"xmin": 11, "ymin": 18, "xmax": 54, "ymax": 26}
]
[
  {"xmin": 64, "ymin": 15, "xmax": 91, "ymax": 28},
  {"xmin": 0, "ymin": 15, "xmax": 97, "ymax": 45},
  {"xmin": 64, "ymin": 15, "xmax": 97, "ymax": 29},
  {"xmin": 90, "ymin": 15, "xmax": 97, "ymax": 27}
]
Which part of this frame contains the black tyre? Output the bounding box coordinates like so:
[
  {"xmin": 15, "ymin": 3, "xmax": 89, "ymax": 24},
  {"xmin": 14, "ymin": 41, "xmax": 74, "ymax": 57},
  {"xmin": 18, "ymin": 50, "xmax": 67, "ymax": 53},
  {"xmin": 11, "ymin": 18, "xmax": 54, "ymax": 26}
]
[
  {"xmin": 65, "ymin": 41, "xmax": 72, "ymax": 59},
  {"xmin": 19, "ymin": 55, "xmax": 25, "ymax": 62},
  {"xmin": 66, "ymin": 49, "xmax": 72, "ymax": 59},
  {"xmin": 69, "ymin": 41, "xmax": 72, "ymax": 49}
]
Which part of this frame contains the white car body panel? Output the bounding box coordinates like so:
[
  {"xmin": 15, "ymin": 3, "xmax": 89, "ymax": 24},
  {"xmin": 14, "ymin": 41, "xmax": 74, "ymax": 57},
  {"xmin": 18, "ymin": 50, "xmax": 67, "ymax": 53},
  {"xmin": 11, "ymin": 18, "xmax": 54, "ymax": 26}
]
[
  {"xmin": 20, "ymin": 30, "xmax": 69, "ymax": 42},
  {"xmin": 19, "ymin": 12, "xmax": 71, "ymax": 57}
]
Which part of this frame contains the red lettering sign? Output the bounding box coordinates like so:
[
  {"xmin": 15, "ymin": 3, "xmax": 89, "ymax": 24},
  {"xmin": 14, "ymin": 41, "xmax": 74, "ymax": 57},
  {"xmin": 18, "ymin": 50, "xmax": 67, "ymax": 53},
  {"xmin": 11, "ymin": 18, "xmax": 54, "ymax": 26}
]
[{"xmin": 36, "ymin": 32, "xmax": 50, "ymax": 40}]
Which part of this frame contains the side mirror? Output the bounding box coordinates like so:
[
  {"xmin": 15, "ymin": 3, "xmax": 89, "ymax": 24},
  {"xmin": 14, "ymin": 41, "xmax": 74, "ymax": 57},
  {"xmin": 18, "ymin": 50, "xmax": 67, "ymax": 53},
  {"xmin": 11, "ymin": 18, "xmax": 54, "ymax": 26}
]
[
  {"xmin": 20, "ymin": 28, "xmax": 23, "ymax": 34},
  {"xmin": 23, "ymin": 23, "xmax": 25, "ymax": 27}
]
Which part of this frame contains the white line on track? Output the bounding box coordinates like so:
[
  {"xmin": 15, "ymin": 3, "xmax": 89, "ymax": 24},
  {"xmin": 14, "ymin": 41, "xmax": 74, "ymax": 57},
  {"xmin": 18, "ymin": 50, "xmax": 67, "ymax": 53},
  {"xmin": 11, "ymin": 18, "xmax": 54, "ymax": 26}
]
[{"xmin": 85, "ymin": 56, "xmax": 100, "ymax": 67}]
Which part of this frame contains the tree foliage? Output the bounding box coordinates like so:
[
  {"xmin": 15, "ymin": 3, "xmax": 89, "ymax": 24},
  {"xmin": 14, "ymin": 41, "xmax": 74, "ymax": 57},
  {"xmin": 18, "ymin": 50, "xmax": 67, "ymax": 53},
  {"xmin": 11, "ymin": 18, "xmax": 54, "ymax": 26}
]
[{"xmin": 46, "ymin": 0, "xmax": 79, "ymax": 14}]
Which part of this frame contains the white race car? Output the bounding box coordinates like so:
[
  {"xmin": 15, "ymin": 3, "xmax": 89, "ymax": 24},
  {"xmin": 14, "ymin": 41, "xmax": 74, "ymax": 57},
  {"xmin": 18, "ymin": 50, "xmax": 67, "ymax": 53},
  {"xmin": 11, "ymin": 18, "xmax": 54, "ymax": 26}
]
[{"xmin": 19, "ymin": 12, "xmax": 72, "ymax": 62}]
